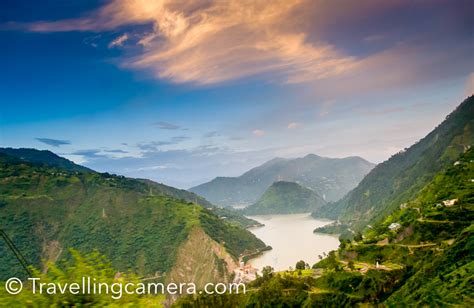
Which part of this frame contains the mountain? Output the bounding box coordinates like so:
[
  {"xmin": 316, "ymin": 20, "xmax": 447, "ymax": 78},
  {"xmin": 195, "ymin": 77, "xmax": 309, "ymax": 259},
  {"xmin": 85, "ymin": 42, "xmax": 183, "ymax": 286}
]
[
  {"xmin": 177, "ymin": 147, "xmax": 474, "ymax": 306},
  {"xmin": 0, "ymin": 149, "xmax": 268, "ymax": 286},
  {"xmin": 314, "ymin": 96, "xmax": 474, "ymax": 230},
  {"xmin": 190, "ymin": 154, "xmax": 375, "ymax": 207},
  {"xmin": 0, "ymin": 147, "xmax": 92, "ymax": 172},
  {"xmin": 244, "ymin": 181, "xmax": 327, "ymax": 215},
  {"xmin": 0, "ymin": 148, "xmax": 260, "ymax": 229}
]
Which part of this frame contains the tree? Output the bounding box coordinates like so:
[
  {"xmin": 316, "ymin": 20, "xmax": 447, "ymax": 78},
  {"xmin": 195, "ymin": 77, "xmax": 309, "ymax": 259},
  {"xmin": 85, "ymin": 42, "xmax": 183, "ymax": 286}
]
[
  {"xmin": 354, "ymin": 232, "xmax": 363, "ymax": 242},
  {"xmin": 295, "ymin": 260, "xmax": 306, "ymax": 270},
  {"xmin": 261, "ymin": 266, "xmax": 274, "ymax": 279},
  {"xmin": 339, "ymin": 239, "xmax": 348, "ymax": 249}
]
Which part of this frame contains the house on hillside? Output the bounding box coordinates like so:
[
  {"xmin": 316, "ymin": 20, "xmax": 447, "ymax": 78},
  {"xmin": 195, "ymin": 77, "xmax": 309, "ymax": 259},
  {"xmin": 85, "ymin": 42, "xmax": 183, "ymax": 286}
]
[
  {"xmin": 442, "ymin": 198, "xmax": 458, "ymax": 207},
  {"xmin": 388, "ymin": 223, "xmax": 401, "ymax": 231}
]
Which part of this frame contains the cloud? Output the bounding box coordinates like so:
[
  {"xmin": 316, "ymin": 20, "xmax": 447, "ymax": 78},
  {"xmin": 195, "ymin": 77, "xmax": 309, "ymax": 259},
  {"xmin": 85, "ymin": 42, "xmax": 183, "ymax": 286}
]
[
  {"xmin": 319, "ymin": 100, "xmax": 335, "ymax": 117},
  {"xmin": 35, "ymin": 137, "xmax": 71, "ymax": 147},
  {"xmin": 19, "ymin": 0, "xmax": 357, "ymax": 85},
  {"xmin": 171, "ymin": 135, "xmax": 190, "ymax": 143},
  {"xmin": 135, "ymin": 165, "xmax": 170, "ymax": 171},
  {"xmin": 70, "ymin": 149, "xmax": 102, "ymax": 159},
  {"xmin": 363, "ymin": 34, "xmax": 385, "ymax": 43},
  {"xmin": 287, "ymin": 122, "xmax": 302, "ymax": 129},
  {"xmin": 103, "ymin": 149, "xmax": 128, "ymax": 153},
  {"xmin": 204, "ymin": 131, "xmax": 220, "ymax": 138},
  {"xmin": 253, "ymin": 129, "xmax": 266, "ymax": 137},
  {"xmin": 137, "ymin": 136, "xmax": 190, "ymax": 152},
  {"xmin": 108, "ymin": 33, "xmax": 129, "ymax": 48},
  {"xmin": 153, "ymin": 121, "xmax": 185, "ymax": 130}
]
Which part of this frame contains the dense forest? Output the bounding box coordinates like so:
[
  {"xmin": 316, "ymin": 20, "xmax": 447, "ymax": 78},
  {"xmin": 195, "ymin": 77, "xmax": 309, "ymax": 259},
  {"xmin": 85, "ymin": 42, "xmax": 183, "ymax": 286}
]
[{"xmin": 0, "ymin": 150, "xmax": 267, "ymax": 282}]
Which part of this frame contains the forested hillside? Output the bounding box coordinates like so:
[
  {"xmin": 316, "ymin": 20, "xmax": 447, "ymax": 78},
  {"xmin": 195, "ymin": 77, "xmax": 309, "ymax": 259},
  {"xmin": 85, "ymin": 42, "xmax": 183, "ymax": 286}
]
[
  {"xmin": 0, "ymin": 150, "xmax": 267, "ymax": 282},
  {"xmin": 316, "ymin": 96, "xmax": 474, "ymax": 231}
]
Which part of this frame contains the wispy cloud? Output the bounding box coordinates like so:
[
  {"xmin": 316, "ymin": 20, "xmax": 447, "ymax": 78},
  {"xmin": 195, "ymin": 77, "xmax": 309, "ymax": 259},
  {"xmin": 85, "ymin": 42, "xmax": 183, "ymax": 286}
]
[
  {"xmin": 137, "ymin": 136, "xmax": 190, "ymax": 152},
  {"xmin": 253, "ymin": 129, "xmax": 266, "ymax": 137},
  {"xmin": 287, "ymin": 122, "xmax": 302, "ymax": 129},
  {"xmin": 363, "ymin": 34, "xmax": 385, "ymax": 43},
  {"xmin": 153, "ymin": 121, "xmax": 186, "ymax": 130},
  {"xmin": 70, "ymin": 149, "xmax": 102, "ymax": 159},
  {"xmin": 18, "ymin": 0, "xmax": 357, "ymax": 85},
  {"xmin": 204, "ymin": 131, "xmax": 220, "ymax": 138},
  {"xmin": 135, "ymin": 165, "xmax": 170, "ymax": 171},
  {"xmin": 108, "ymin": 33, "xmax": 129, "ymax": 48},
  {"xmin": 35, "ymin": 137, "xmax": 71, "ymax": 147},
  {"xmin": 103, "ymin": 149, "xmax": 128, "ymax": 153}
]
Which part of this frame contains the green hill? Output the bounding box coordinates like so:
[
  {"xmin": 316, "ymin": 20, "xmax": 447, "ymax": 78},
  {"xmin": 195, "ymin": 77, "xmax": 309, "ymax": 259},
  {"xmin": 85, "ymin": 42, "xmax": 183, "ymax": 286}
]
[
  {"xmin": 244, "ymin": 181, "xmax": 327, "ymax": 215},
  {"xmin": 176, "ymin": 147, "xmax": 474, "ymax": 307},
  {"xmin": 0, "ymin": 149, "xmax": 267, "ymax": 285},
  {"xmin": 315, "ymin": 96, "xmax": 474, "ymax": 231},
  {"xmin": 190, "ymin": 155, "xmax": 374, "ymax": 207},
  {"xmin": 0, "ymin": 148, "xmax": 92, "ymax": 172}
]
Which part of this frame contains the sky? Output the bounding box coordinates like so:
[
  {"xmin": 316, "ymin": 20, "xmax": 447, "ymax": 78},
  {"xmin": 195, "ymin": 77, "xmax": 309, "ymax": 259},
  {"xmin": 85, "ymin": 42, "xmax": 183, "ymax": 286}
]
[{"xmin": 0, "ymin": 0, "xmax": 473, "ymax": 188}]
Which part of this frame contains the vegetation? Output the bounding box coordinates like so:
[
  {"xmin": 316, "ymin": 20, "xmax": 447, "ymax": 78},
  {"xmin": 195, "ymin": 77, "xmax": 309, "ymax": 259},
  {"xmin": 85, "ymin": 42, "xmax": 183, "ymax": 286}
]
[
  {"xmin": 0, "ymin": 150, "xmax": 266, "ymax": 282},
  {"xmin": 316, "ymin": 96, "xmax": 474, "ymax": 231},
  {"xmin": 0, "ymin": 250, "xmax": 165, "ymax": 306},
  {"xmin": 175, "ymin": 144, "xmax": 474, "ymax": 307},
  {"xmin": 2, "ymin": 98, "xmax": 473, "ymax": 306},
  {"xmin": 244, "ymin": 181, "xmax": 326, "ymax": 215},
  {"xmin": 207, "ymin": 206, "xmax": 263, "ymax": 228}
]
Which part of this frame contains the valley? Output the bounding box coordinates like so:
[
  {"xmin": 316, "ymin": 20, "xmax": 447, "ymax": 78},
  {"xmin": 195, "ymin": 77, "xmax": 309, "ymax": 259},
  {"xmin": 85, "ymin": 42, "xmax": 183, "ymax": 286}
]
[{"xmin": 1, "ymin": 97, "xmax": 472, "ymax": 306}]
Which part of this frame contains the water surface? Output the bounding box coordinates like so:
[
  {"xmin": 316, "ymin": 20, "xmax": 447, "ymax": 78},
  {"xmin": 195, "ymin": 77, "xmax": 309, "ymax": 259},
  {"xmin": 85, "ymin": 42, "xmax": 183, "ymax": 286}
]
[{"xmin": 247, "ymin": 213, "xmax": 339, "ymax": 272}]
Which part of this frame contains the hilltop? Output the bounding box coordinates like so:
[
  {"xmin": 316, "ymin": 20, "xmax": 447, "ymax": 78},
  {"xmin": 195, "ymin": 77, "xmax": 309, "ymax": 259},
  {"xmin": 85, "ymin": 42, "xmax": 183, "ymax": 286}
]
[{"xmin": 244, "ymin": 181, "xmax": 327, "ymax": 215}]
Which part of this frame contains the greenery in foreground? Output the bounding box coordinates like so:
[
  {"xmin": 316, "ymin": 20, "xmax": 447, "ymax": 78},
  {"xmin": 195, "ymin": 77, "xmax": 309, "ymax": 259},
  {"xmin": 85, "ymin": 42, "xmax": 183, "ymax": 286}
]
[
  {"xmin": 0, "ymin": 250, "xmax": 165, "ymax": 307},
  {"xmin": 175, "ymin": 148, "xmax": 474, "ymax": 306}
]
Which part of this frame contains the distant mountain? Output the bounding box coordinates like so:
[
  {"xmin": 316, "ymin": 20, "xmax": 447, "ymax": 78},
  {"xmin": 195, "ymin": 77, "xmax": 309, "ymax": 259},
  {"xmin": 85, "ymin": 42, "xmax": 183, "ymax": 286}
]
[
  {"xmin": 0, "ymin": 149, "xmax": 268, "ymax": 285},
  {"xmin": 316, "ymin": 96, "xmax": 474, "ymax": 230},
  {"xmin": 190, "ymin": 155, "xmax": 375, "ymax": 207},
  {"xmin": 244, "ymin": 181, "xmax": 327, "ymax": 215}
]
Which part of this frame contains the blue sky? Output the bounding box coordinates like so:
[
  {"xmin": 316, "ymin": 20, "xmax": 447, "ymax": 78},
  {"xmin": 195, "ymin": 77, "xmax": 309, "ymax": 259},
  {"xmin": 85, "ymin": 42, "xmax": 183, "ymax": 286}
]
[{"xmin": 1, "ymin": 0, "xmax": 473, "ymax": 188}]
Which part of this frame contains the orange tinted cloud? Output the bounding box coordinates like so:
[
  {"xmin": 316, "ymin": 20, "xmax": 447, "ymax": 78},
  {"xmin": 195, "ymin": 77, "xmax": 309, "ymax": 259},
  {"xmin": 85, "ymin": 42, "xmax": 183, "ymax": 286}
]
[{"xmin": 24, "ymin": 0, "xmax": 357, "ymax": 85}]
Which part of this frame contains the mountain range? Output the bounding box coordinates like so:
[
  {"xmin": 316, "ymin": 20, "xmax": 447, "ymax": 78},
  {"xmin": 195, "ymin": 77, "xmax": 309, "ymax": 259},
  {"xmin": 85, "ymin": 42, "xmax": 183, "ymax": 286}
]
[
  {"xmin": 190, "ymin": 154, "xmax": 375, "ymax": 207},
  {"xmin": 0, "ymin": 149, "xmax": 268, "ymax": 286}
]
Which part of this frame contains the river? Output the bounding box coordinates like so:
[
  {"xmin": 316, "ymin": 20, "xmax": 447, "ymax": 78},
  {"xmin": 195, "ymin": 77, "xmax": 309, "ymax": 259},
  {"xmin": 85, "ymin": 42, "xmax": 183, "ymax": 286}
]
[{"xmin": 247, "ymin": 213, "xmax": 339, "ymax": 272}]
